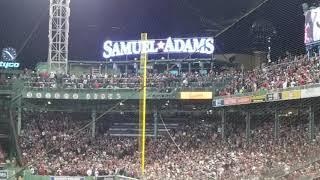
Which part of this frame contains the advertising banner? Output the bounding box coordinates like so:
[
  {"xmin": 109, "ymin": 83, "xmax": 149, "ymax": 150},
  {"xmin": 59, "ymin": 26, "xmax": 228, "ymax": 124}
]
[
  {"xmin": 0, "ymin": 47, "xmax": 20, "ymax": 69},
  {"xmin": 24, "ymin": 91, "xmax": 125, "ymax": 100},
  {"xmin": 96, "ymin": 177, "xmax": 114, "ymax": 180},
  {"xmin": 0, "ymin": 170, "xmax": 7, "ymax": 180},
  {"xmin": 224, "ymin": 98, "xmax": 237, "ymax": 106},
  {"xmin": 301, "ymin": 87, "xmax": 320, "ymax": 98},
  {"xmin": 180, "ymin": 92, "xmax": 212, "ymax": 100},
  {"xmin": 251, "ymin": 94, "xmax": 266, "ymax": 103},
  {"xmin": 281, "ymin": 90, "xmax": 301, "ymax": 100},
  {"xmin": 237, "ymin": 96, "xmax": 251, "ymax": 105},
  {"xmin": 224, "ymin": 97, "xmax": 251, "ymax": 106},
  {"xmin": 97, "ymin": 176, "xmax": 137, "ymax": 180},
  {"xmin": 50, "ymin": 176, "xmax": 84, "ymax": 180},
  {"xmin": 212, "ymin": 99, "xmax": 224, "ymax": 107},
  {"xmin": 103, "ymin": 37, "xmax": 214, "ymax": 59},
  {"xmin": 266, "ymin": 92, "xmax": 281, "ymax": 101},
  {"xmin": 23, "ymin": 90, "xmax": 174, "ymax": 100},
  {"xmin": 215, "ymin": 99, "xmax": 224, "ymax": 107}
]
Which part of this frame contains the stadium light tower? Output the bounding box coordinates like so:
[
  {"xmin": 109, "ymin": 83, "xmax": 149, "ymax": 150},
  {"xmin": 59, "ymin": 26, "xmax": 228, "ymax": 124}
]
[{"xmin": 48, "ymin": 0, "xmax": 70, "ymax": 74}]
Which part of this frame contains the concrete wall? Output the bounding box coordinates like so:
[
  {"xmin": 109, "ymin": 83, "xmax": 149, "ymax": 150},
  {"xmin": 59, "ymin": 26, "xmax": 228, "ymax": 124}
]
[
  {"xmin": 215, "ymin": 52, "xmax": 267, "ymax": 70},
  {"xmin": 69, "ymin": 64, "xmax": 94, "ymax": 76}
]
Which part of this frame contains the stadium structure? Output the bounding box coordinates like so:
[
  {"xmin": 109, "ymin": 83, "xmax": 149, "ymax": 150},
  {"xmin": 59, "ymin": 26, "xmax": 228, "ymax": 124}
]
[{"xmin": 2, "ymin": 0, "xmax": 320, "ymax": 180}]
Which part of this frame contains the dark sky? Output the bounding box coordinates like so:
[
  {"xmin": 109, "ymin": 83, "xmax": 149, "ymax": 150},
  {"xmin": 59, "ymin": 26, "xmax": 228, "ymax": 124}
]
[{"xmin": 0, "ymin": 0, "xmax": 312, "ymax": 68}]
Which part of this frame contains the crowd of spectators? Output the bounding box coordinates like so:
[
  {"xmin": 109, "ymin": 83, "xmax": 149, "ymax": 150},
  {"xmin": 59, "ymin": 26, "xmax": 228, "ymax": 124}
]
[
  {"xmin": 23, "ymin": 72, "xmax": 181, "ymax": 90},
  {"xmin": 22, "ymin": 70, "xmax": 233, "ymax": 90},
  {"xmin": 20, "ymin": 112, "xmax": 139, "ymax": 177},
  {"xmin": 6, "ymin": 54, "xmax": 320, "ymax": 179},
  {"xmin": 218, "ymin": 55, "xmax": 320, "ymax": 96},
  {"xmin": 19, "ymin": 111, "xmax": 320, "ymax": 179},
  {"xmin": 14, "ymin": 54, "xmax": 320, "ymax": 97},
  {"xmin": 0, "ymin": 54, "xmax": 318, "ymax": 98}
]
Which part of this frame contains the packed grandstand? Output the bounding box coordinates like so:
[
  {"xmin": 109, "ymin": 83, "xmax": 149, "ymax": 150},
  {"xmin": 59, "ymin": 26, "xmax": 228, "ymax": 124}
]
[
  {"xmin": 9, "ymin": 54, "xmax": 320, "ymax": 95},
  {"xmin": 17, "ymin": 109, "xmax": 320, "ymax": 179},
  {"xmin": 0, "ymin": 54, "xmax": 320, "ymax": 179}
]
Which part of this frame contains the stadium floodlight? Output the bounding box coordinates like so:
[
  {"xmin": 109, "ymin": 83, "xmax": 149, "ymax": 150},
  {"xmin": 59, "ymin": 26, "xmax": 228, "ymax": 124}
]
[{"xmin": 48, "ymin": 0, "xmax": 70, "ymax": 73}]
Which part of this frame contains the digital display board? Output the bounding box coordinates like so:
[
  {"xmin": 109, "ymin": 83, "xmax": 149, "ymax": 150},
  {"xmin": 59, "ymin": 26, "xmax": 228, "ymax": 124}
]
[{"xmin": 305, "ymin": 7, "xmax": 320, "ymax": 44}]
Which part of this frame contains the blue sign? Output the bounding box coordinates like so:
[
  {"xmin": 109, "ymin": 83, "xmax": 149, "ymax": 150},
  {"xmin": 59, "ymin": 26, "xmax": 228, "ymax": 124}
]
[
  {"xmin": 0, "ymin": 47, "xmax": 20, "ymax": 68},
  {"xmin": 0, "ymin": 61, "xmax": 20, "ymax": 68}
]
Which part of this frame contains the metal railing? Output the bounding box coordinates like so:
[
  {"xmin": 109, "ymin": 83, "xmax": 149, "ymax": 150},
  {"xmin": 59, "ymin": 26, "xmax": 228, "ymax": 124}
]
[
  {"xmin": 21, "ymin": 75, "xmax": 233, "ymax": 91},
  {"xmin": 213, "ymin": 83, "xmax": 320, "ymax": 100},
  {"xmin": 0, "ymin": 84, "xmax": 13, "ymax": 90}
]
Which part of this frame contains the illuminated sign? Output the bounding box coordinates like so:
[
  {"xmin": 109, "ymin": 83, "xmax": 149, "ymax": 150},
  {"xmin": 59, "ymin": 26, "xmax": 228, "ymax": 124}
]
[
  {"xmin": 180, "ymin": 92, "xmax": 213, "ymax": 100},
  {"xmin": 0, "ymin": 61, "xmax": 20, "ymax": 68},
  {"xmin": 224, "ymin": 97, "xmax": 251, "ymax": 106},
  {"xmin": 0, "ymin": 47, "xmax": 20, "ymax": 68},
  {"xmin": 50, "ymin": 177, "xmax": 84, "ymax": 180},
  {"xmin": 251, "ymin": 94, "xmax": 266, "ymax": 103},
  {"xmin": 212, "ymin": 99, "xmax": 224, "ymax": 107},
  {"xmin": 103, "ymin": 37, "xmax": 214, "ymax": 58},
  {"xmin": 266, "ymin": 92, "xmax": 282, "ymax": 101},
  {"xmin": 305, "ymin": 7, "xmax": 320, "ymax": 44},
  {"xmin": 281, "ymin": 90, "xmax": 301, "ymax": 100}
]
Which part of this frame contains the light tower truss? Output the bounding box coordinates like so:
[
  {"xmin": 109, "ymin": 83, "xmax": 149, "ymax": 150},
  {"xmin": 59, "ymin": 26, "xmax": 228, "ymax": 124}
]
[{"xmin": 48, "ymin": 0, "xmax": 70, "ymax": 74}]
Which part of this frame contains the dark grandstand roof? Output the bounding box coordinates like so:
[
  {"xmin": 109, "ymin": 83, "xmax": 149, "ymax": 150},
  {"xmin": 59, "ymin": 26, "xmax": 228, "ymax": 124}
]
[{"xmin": 0, "ymin": 0, "xmax": 315, "ymax": 67}]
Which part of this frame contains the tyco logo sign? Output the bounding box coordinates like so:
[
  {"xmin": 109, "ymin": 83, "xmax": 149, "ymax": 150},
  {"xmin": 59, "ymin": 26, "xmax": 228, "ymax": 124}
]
[{"xmin": 0, "ymin": 61, "xmax": 20, "ymax": 69}]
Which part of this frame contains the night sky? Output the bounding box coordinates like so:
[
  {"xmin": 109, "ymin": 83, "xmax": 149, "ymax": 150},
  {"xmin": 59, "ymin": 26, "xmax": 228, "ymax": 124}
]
[{"xmin": 0, "ymin": 0, "xmax": 313, "ymax": 68}]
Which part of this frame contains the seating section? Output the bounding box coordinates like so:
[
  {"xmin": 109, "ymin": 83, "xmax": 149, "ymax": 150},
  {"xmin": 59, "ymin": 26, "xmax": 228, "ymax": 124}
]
[
  {"xmin": 12, "ymin": 55, "xmax": 320, "ymax": 99},
  {"xmin": 19, "ymin": 111, "xmax": 320, "ymax": 179}
]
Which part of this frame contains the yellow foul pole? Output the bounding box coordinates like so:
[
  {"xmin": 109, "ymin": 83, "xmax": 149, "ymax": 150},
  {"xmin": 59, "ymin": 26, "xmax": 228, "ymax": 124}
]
[{"xmin": 139, "ymin": 33, "xmax": 148, "ymax": 176}]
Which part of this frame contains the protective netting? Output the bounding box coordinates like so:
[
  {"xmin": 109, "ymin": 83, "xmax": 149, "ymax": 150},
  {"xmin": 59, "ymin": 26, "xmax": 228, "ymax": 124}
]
[{"xmin": 13, "ymin": 98, "xmax": 320, "ymax": 179}]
